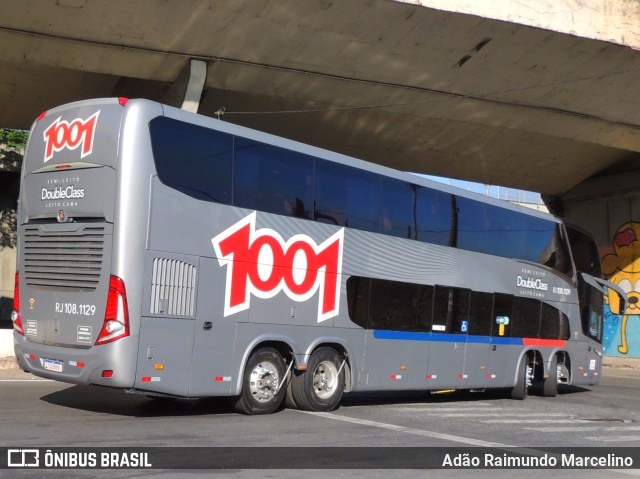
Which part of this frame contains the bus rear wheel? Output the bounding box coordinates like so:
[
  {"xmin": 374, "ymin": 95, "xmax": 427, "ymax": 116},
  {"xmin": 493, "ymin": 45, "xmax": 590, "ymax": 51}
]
[
  {"xmin": 510, "ymin": 354, "xmax": 532, "ymax": 400},
  {"xmin": 289, "ymin": 347, "xmax": 345, "ymax": 412},
  {"xmin": 542, "ymin": 355, "xmax": 559, "ymax": 397},
  {"xmin": 231, "ymin": 347, "xmax": 286, "ymax": 415}
]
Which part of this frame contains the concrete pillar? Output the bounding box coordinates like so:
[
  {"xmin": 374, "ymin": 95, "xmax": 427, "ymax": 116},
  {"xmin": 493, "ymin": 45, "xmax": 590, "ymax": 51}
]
[{"xmin": 558, "ymin": 168, "xmax": 640, "ymax": 358}]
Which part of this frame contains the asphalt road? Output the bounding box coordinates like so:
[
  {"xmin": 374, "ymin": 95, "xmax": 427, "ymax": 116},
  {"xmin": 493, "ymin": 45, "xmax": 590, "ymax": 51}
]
[{"xmin": 1, "ymin": 366, "xmax": 639, "ymax": 478}]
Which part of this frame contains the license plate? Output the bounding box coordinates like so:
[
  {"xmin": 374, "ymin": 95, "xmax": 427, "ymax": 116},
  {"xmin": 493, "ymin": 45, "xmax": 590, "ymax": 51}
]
[{"xmin": 43, "ymin": 359, "xmax": 63, "ymax": 373}]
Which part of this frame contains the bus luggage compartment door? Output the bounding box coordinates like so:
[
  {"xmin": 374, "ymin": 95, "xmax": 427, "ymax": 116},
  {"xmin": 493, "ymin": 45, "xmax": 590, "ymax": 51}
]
[{"xmin": 135, "ymin": 316, "xmax": 195, "ymax": 396}]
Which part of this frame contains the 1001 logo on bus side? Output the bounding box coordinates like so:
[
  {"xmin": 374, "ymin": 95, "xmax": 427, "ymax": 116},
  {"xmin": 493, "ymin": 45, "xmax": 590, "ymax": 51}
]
[{"xmin": 212, "ymin": 212, "xmax": 344, "ymax": 323}]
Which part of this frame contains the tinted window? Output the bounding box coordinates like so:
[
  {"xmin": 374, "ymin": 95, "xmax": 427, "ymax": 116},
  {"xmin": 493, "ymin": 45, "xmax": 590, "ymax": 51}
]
[
  {"xmin": 416, "ymin": 188, "xmax": 454, "ymax": 246},
  {"xmin": 457, "ymin": 199, "xmax": 532, "ymax": 260},
  {"xmin": 369, "ymin": 279, "xmax": 421, "ymax": 331},
  {"xmin": 485, "ymin": 205, "xmax": 528, "ymax": 259},
  {"xmin": 530, "ymin": 222, "xmax": 572, "ymax": 277},
  {"xmin": 578, "ymin": 276, "xmax": 604, "ymax": 342},
  {"xmin": 417, "ymin": 285, "xmax": 434, "ymax": 332},
  {"xmin": 457, "ymin": 197, "xmax": 484, "ymax": 251},
  {"xmin": 511, "ymin": 297, "xmax": 541, "ymax": 338},
  {"xmin": 468, "ymin": 292, "xmax": 493, "ymax": 336},
  {"xmin": 315, "ymin": 162, "xmax": 380, "ymax": 232},
  {"xmin": 566, "ymin": 226, "xmax": 602, "ymax": 277},
  {"xmin": 432, "ymin": 286, "xmax": 470, "ymax": 334},
  {"xmin": 381, "ymin": 178, "xmax": 417, "ymax": 239},
  {"xmin": 381, "ymin": 179, "xmax": 454, "ymax": 245},
  {"xmin": 540, "ymin": 303, "xmax": 570, "ymax": 340},
  {"xmin": 234, "ymin": 138, "xmax": 313, "ymax": 219},
  {"xmin": 150, "ymin": 117, "xmax": 233, "ymax": 204},
  {"xmin": 346, "ymin": 276, "xmax": 370, "ymax": 329}
]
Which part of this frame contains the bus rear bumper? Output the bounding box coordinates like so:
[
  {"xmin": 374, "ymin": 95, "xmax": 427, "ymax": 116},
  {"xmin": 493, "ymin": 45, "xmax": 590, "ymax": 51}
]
[{"xmin": 13, "ymin": 333, "xmax": 137, "ymax": 388}]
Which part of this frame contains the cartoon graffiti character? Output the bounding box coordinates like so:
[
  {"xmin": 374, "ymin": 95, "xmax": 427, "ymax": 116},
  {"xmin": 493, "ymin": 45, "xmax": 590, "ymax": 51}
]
[{"xmin": 601, "ymin": 222, "xmax": 640, "ymax": 354}]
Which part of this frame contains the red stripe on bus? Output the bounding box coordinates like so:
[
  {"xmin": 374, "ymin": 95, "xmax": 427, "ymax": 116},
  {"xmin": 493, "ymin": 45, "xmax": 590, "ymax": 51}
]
[{"xmin": 522, "ymin": 338, "xmax": 567, "ymax": 347}]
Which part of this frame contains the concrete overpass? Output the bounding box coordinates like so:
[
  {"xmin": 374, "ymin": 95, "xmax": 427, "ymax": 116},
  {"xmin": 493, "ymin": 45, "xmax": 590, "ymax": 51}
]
[{"xmin": 0, "ymin": 0, "xmax": 639, "ymax": 356}]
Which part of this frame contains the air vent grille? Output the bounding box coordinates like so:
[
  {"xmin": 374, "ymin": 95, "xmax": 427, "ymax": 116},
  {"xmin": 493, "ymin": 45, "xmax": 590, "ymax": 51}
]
[{"xmin": 150, "ymin": 258, "xmax": 197, "ymax": 317}]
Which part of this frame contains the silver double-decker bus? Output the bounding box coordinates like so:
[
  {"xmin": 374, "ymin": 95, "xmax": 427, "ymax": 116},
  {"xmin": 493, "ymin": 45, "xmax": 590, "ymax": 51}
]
[{"xmin": 12, "ymin": 98, "xmax": 624, "ymax": 414}]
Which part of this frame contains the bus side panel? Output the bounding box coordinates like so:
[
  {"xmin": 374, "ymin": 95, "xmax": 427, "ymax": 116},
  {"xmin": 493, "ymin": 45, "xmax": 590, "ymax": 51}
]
[
  {"xmin": 360, "ymin": 331, "xmax": 429, "ymax": 391},
  {"xmin": 189, "ymin": 256, "xmax": 241, "ymax": 397},
  {"xmin": 425, "ymin": 335, "xmax": 467, "ymax": 389},
  {"xmin": 135, "ymin": 316, "xmax": 195, "ymax": 396}
]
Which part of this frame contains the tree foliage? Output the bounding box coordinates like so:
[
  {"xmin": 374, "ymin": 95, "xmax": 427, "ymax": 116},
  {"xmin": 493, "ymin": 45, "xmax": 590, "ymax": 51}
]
[{"xmin": 0, "ymin": 128, "xmax": 28, "ymax": 151}]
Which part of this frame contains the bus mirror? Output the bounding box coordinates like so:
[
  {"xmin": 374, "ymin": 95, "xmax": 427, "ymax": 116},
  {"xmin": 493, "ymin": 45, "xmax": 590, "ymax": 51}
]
[
  {"xmin": 582, "ymin": 274, "xmax": 627, "ymax": 316},
  {"xmin": 608, "ymin": 287, "xmax": 627, "ymax": 316}
]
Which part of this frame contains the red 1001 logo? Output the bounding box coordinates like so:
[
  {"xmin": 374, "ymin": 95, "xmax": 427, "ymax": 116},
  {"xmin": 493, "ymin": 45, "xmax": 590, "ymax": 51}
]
[
  {"xmin": 43, "ymin": 111, "xmax": 100, "ymax": 163},
  {"xmin": 212, "ymin": 212, "xmax": 344, "ymax": 323}
]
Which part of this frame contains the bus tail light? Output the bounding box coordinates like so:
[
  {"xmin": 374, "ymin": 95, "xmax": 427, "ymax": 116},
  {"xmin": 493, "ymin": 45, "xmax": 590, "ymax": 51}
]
[
  {"xmin": 96, "ymin": 275, "xmax": 130, "ymax": 345},
  {"xmin": 12, "ymin": 272, "xmax": 24, "ymax": 336}
]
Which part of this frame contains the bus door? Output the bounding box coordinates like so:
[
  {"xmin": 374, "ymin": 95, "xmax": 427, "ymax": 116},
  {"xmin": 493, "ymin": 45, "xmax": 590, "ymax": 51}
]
[
  {"xmin": 134, "ymin": 253, "xmax": 198, "ymax": 396},
  {"xmin": 425, "ymin": 286, "xmax": 469, "ymax": 389},
  {"xmin": 464, "ymin": 291, "xmax": 507, "ymax": 388}
]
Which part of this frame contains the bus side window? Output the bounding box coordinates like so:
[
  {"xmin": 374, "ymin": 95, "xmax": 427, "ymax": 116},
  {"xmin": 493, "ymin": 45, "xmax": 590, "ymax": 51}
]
[
  {"xmin": 511, "ymin": 297, "xmax": 542, "ymax": 338},
  {"xmin": 540, "ymin": 302, "xmax": 570, "ymax": 340},
  {"xmin": 369, "ymin": 279, "xmax": 421, "ymax": 331},
  {"xmin": 432, "ymin": 286, "xmax": 470, "ymax": 334},
  {"xmin": 346, "ymin": 276, "xmax": 370, "ymax": 329},
  {"xmin": 417, "ymin": 285, "xmax": 434, "ymax": 332},
  {"xmin": 233, "ymin": 138, "xmax": 313, "ymax": 219},
  {"xmin": 314, "ymin": 161, "xmax": 380, "ymax": 233},
  {"xmin": 468, "ymin": 291, "xmax": 493, "ymax": 336}
]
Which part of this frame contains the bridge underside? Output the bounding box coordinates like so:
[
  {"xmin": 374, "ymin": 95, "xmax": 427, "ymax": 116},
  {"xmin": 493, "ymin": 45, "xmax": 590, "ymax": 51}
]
[{"xmin": 1, "ymin": 0, "xmax": 640, "ymax": 200}]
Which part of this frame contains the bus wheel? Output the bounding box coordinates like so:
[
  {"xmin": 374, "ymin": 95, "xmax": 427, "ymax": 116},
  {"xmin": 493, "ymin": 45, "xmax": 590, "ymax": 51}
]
[
  {"xmin": 290, "ymin": 347, "xmax": 345, "ymax": 412},
  {"xmin": 231, "ymin": 347, "xmax": 286, "ymax": 415},
  {"xmin": 510, "ymin": 354, "xmax": 531, "ymax": 400},
  {"xmin": 542, "ymin": 355, "xmax": 559, "ymax": 397},
  {"xmin": 285, "ymin": 374, "xmax": 299, "ymax": 409}
]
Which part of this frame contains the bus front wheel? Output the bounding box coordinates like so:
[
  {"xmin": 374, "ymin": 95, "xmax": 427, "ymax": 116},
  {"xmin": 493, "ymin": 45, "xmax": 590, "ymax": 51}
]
[
  {"xmin": 289, "ymin": 347, "xmax": 345, "ymax": 412},
  {"xmin": 231, "ymin": 347, "xmax": 286, "ymax": 415}
]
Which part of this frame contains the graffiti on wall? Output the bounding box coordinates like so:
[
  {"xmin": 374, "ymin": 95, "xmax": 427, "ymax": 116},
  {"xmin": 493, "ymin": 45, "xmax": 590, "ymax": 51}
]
[{"xmin": 601, "ymin": 222, "xmax": 640, "ymax": 356}]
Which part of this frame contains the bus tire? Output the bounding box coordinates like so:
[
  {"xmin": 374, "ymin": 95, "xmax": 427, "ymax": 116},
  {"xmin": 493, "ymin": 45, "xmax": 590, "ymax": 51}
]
[
  {"xmin": 290, "ymin": 347, "xmax": 345, "ymax": 412},
  {"xmin": 285, "ymin": 373, "xmax": 300, "ymax": 409},
  {"xmin": 510, "ymin": 354, "xmax": 530, "ymax": 400},
  {"xmin": 542, "ymin": 355, "xmax": 558, "ymax": 397},
  {"xmin": 231, "ymin": 347, "xmax": 286, "ymax": 415}
]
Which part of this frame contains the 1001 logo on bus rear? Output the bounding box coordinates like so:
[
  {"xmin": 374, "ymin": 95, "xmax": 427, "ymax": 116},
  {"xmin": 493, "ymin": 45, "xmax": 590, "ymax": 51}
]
[
  {"xmin": 43, "ymin": 111, "xmax": 100, "ymax": 162},
  {"xmin": 211, "ymin": 212, "xmax": 344, "ymax": 323}
]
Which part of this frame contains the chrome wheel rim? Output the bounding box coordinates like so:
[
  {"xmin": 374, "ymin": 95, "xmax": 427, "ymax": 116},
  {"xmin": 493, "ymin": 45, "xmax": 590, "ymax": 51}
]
[
  {"xmin": 249, "ymin": 360, "xmax": 280, "ymax": 402},
  {"xmin": 313, "ymin": 360, "xmax": 338, "ymax": 399}
]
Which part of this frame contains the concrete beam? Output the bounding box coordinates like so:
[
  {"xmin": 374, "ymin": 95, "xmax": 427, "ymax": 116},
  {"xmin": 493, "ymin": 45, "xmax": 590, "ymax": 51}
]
[{"xmin": 407, "ymin": 0, "xmax": 640, "ymax": 50}]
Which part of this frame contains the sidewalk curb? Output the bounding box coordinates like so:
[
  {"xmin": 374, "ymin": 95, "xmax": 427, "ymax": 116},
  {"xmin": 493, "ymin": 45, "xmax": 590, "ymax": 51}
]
[{"xmin": 0, "ymin": 357, "xmax": 18, "ymax": 369}]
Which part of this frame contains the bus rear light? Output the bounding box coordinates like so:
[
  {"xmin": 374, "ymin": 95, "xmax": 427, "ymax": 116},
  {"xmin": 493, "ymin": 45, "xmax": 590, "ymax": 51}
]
[
  {"xmin": 36, "ymin": 111, "xmax": 47, "ymax": 121},
  {"xmin": 118, "ymin": 97, "xmax": 129, "ymax": 107},
  {"xmin": 102, "ymin": 370, "xmax": 113, "ymax": 378},
  {"xmin": 95, "ymin": 275, "xmax": 130, "ymax": 345},
  {"xmin": 12, "ymin": 272, "xmax": 24, "ymax": 336}
]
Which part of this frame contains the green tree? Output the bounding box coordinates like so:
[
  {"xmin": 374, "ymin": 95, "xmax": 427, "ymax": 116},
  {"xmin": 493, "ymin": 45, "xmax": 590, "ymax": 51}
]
[{"xmin": 0, "ymin": 128, "xmax": 28, "ymax": 150}]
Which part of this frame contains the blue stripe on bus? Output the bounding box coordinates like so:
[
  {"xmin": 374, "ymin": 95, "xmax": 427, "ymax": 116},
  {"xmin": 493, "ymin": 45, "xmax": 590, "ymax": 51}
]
[{"xmin": 373, "ymin": 330, "xmax": 523, "ymax": 345}]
